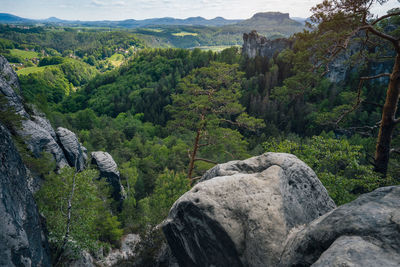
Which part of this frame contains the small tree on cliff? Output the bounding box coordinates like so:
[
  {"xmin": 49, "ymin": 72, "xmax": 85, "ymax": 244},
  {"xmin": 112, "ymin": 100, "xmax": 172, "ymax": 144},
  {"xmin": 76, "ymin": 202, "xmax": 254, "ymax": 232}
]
[
  {"xmin": 307, "ymin": 1, "xmax": 400, "ymax": 176},
  {"xmin": 167, "ymin": 62, "xmax": 265, "ymax": 181}
]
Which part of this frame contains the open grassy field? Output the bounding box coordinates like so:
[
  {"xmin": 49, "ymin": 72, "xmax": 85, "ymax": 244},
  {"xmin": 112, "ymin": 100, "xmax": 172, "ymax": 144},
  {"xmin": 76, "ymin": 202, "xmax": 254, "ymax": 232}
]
[
  {"xmin": 10, "ymin": 49, "xmax": 39, "ymax": 59},
  {"xmin": 17, "ymin": 66, "xmax": 46, "ymax": 75},
  {"xmin": 108, "ymin": 53, "xmax": 125, "ymax": 67},
  {"xmin": 172, "ymin": 31, "xmax": 198, "ymax": 37},
  {"xmin": 191, "ymin": 45, "xmax": 241, "ymax": 52},
  {"xmin": 141, "ymin": 28, "xmax": 164, "ymax": 33}
]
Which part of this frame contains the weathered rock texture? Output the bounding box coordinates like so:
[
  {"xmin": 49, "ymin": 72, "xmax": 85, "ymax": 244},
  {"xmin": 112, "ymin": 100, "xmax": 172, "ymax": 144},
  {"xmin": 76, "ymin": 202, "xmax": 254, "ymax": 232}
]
[
  {"xmin": 242, "ymin": 31, "xmax": 292, "ymax": 59},
  {"xmin": 0, "ymin": 123, "xmax": 51, "ymax": 267},
  {"xmin": 99, "ymin": 234, "xmax": 141, "ymax": 266},
  {"xmin": 0, "ymin": 55, "xmax": 88, "ymax": 173},
  {"xmin": 279, "ymin": 185, "xmax": 400, "ymax": 267},
  {"xmin": 163, "ymin": 153, "xmax": 336, "ymax": 267},
  {"xmin": 20, "ymin": 119, "xmax": 69, "ymax": 170},
  {"xmin": 56, "ymin": 127, "xmax": 87, "ymax": 171},
  {"xmin": 0, "ymin": 55, "xmax": 27, "ymax": 117},
  {"xmin": 91, "ymin": 151, "xmax": 125, "ymax": 202}
]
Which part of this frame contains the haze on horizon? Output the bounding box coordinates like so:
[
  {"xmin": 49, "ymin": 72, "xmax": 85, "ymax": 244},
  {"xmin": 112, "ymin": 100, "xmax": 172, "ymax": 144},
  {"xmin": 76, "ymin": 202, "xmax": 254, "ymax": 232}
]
[{"xmin": 1, "ymin": 0, "xmax": 399, "ymax": 21}]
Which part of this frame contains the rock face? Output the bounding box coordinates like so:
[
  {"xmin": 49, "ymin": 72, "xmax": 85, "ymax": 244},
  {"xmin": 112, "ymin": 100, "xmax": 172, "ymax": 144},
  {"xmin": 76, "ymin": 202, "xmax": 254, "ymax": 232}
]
[
  {"xmin": 56, "ymin": 127, "xmax": 87, "ymax": 171},
  {"xmin": 0, "ymin": 123, "xmax": 51, "ymax": 267},
  {"xmin": 279, "ymin": 185, "xmax": 400, "ymax": 266},
  {"xmin": 0, "ymin": 55, "xmax": 88, "ymax": 173},
  {"xmin": 242, "ymin": 31, "xmax": 292, "ymax": 59},
  {"xmin": 0, "ymin": 55, "xmax": 70, "ymax": 171},
  {"xmin": 163, "ymin": 153, "xmax": 336, "ymax": 267},
  {"xmin": 0, "ymin": 55, "xmax": 27, "ymax": 117},
  {"xmin": 91, "ymin": 151, "xmax": 125, "ymax": 202},
  {"xmin": 99, "ymin": 234, "xmax": 141, "ymax": 266},
  {"xmin": 19, "ymin": 119, "xmax": 69, "ymax": 170}
]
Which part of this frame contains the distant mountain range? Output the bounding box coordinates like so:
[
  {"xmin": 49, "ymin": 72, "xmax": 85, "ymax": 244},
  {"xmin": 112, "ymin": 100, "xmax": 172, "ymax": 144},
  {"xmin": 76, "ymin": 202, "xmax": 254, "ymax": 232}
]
[
  {"xmin": 0, "ymin": 12, "xmax": 307, "ymax": 28},
  {"xmin": 0, "ymin": 13, "xmax": 242, "ymax": 27}
]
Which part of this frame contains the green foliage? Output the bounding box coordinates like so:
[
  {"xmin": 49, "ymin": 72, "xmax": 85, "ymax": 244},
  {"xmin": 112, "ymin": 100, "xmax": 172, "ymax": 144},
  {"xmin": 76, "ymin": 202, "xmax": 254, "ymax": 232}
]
[
  {"xmin": 167, "ymin": 62, "xmax": 264, "ymax": 176},
  {"xmin": 133, "ymin": 170, "xmax": 190, "ymax": 230},
  {"xmin": 0, "ymin": 94, "xmax": 24, "ymax": 134},
  {"xmin": 263, "ymin": 135, "xmax": 385, "ymax": 205},
  {"xmin": 35, "ymin": 167, "xmax": 123, "ymax": 251},
  {"xmin": 38, "ymin": 56, "xmax": 64, "ymax": 66},
  {"xmin": 119, "ymin": 160, "xmax": 138, "ymax": 228},
  {"xmin": 0, "ymin": 25, "xmax": 143, "ymax": 61}
]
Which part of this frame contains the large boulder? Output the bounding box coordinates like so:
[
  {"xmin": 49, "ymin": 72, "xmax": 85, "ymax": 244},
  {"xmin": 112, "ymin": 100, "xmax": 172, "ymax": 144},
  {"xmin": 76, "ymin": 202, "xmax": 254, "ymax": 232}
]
[
  {"xmin": 279, "ymin": 185, "xmax": 400, "ymax": 266},
  {"xmin": 163, "ymin": 153, "xmax": 336, "ymax": 267},
  {"xmin": 91, "ymin": 151, "xmax": 125, "ymax": 202},
  {"xmin": 0, "ymin": 123, "xmax": 51, "ymax": 267},
  {"xmin": 56, "ymin": 127, "xmax": 87, "ymax": 171}
]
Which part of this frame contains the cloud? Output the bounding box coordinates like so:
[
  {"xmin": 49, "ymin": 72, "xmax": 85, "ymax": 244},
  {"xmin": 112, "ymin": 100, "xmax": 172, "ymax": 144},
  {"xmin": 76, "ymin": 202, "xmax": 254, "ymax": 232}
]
[
  {"xmin": 90, "ymin": 0, "xmax": 106, "ymax": 7},
  {"xmin": 90, "ymin": 0, "xmax": 126, "ymax": 7}
]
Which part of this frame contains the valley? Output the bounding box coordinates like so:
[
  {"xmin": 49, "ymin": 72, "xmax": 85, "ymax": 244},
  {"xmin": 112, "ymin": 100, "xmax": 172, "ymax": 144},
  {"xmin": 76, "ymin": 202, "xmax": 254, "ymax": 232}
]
[{"xmin": 0, "ymin": 2, "xmax": 400, "ymax": 266}]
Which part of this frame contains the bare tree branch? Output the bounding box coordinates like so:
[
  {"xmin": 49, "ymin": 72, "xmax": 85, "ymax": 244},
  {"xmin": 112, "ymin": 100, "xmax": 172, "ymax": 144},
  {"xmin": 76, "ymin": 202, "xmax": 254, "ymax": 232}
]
[
  {"xmin": 335, "ymin": 73, "xmax": 391, "ymax": 125},
  {"xmin": 363, "ymin": 25, "xmax": 400, "ymax": 52},
  {"xmin": 390, "ymin": 148, "xmax": 400, "ymax": 155},
  {"xmin": 360, "ymin": 73, "xmax": 391, "ymax": 80},
  {"xmin": 194, "ymin": 158, "xmax": 218, "ymax": 164},
  {"xmin": 371, "ymin": 11, "xmax": 400, "ymax": 25}
]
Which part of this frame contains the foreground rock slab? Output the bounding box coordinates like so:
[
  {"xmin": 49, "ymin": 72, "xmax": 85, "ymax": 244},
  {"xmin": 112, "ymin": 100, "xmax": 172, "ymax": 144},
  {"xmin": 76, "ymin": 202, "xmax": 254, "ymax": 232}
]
[
  {"xmin": 163, "ymin": 153, "xmax": 336, "ymax": 267},
  {"xmin": 280, "ymin": 185, "xmax": 400, "ymax": 267}
]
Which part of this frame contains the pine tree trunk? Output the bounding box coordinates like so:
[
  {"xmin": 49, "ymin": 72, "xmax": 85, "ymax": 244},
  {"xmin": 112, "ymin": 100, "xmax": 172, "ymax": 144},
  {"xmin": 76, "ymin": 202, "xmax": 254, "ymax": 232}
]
[
  {"xmin": 188, "ymin": 128, "xmax": 201, "ymax": 180},
  {"xmin": 374, "ymin": 53, "xmax": 400, "ymax": 176}
]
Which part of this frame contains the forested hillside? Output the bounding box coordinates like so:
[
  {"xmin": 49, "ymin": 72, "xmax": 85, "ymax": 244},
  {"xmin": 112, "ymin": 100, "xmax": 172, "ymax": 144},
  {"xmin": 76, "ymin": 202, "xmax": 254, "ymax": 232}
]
[{"xmin": 1, "ymin": 2, "xmax": 400, "ymax": 266}]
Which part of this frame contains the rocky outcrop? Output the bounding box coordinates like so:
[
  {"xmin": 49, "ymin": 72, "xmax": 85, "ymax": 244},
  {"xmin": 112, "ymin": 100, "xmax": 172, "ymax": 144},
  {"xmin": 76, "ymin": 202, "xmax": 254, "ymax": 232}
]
[
  {"xmin": 99, "ymin": 234, "xmax": 141, "ymax": 266},
  {"xmin": 91, "ymin": 151, "xmax": 125, "ymax": 202},
  {"xmin": 0, "ymin": 55, "xmax": 87, "ymax": 173},
  {"xmin": 163, "ymin": 153, "xmax": 336, "ymax": 267},
  {"xmin": 0, "ymin": 55, "xmax": 28, "ymax": 118},
  {"xmin": 56, "ymin": 127, "xmax": 87, "ymax": 171},
  {"xmin": 0, "ymin": 123, "xmax": 51, "ymax": 267},
  {"xmin": 19, "ymin": 119, "xmax": 69, "ymax": 170},
  {"xmin": 164, "ymin": 152, "xmax": 400, "ymax": 266},
  {"xmin": 0, "ymin": 55, "xmax": 27, "ymax": 117},
  {"xmin": 242, "ymin": 31, "xmax": 292, "ymax": 59},
  {"xmin": 279, "ymin": 185, "xmax": 400, "ymax": 266}
]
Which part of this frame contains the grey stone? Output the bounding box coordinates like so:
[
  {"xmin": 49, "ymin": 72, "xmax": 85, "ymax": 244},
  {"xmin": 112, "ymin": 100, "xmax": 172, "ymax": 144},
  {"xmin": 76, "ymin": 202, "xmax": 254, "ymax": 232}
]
[
  {"xmin": 0, "ymin": 55, "xmax": 28, "ymax": 117},
  {"xmin": 91, "ymin": 151, "xmax": 125, "ymax": 202},
  {"xmin": 163, "ymin": 153, "xmax": 335, "ymax": 267},
  {"xmin": 242, "ymin": 31, "xmax": 292, "ymax": 59},
  {"xmin": 98, "ymin": 234, "xmax": 141, "ymax": 266},
  {"xmin": 279, "ymin": 185, "xmax": 400, "ymax": 267},
  {"xmin": 311, "ymin": 236, "xmax": 400, "ymax": 267},
  {"xmin": 0, "ymin": 123, "xmax": 51, "ymax": 267},
  {"xmin": 0, "ymin": 55, "xmax": 90, "ymax": 173},
  {"xmin": 19, "ymin": 119, "xmax": 69, "ymax": 170},
  {"xmin": 56, "ymin": 127, "xmax": 86, "ymax": 171}
]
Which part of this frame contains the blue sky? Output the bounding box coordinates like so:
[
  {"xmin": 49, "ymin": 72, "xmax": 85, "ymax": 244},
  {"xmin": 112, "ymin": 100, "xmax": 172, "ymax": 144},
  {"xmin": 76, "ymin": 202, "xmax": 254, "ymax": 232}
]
[{"xmin": 1, "ymin": 0, "xmax": 399, "ymax": 21}]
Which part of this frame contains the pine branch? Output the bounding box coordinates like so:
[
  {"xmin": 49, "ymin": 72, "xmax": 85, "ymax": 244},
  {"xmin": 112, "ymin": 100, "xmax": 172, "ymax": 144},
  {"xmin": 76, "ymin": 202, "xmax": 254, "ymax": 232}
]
[
  {"xmin": 371, "ymin": 11, "xmax": 400, "ymax": 26},
  {"xmin": 194, "ymin": 158, "xmax": 218, "ymax": 164}
]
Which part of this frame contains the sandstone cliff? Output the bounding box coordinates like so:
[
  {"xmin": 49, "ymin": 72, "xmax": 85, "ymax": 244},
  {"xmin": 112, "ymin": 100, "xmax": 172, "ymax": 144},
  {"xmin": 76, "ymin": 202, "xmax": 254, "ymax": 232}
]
[{"xmin": 0, "ymin": 123, "xmax": 52, "ymax": 267}]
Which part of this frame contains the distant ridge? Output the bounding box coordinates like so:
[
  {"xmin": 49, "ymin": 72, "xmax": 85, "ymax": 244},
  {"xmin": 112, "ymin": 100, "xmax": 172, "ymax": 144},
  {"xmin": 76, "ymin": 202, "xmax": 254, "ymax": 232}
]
[{"xmin": 0, "ymin": 13, "xmax": 241, "ymax": 27}]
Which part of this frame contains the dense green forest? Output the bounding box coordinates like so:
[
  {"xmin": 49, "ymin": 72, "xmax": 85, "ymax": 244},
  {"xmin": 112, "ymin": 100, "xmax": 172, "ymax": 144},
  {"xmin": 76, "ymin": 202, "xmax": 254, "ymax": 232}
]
[{"xmin": 1, "ymin": 4, "xmax": 400, "ymax": 263}]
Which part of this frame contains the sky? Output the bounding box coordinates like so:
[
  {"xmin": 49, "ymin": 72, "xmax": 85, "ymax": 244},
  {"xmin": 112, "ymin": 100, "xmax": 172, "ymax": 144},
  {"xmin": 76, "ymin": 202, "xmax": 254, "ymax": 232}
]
[{"xmin": 1, "ymin": 0, "xmax": 399, "ymax": 21}]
